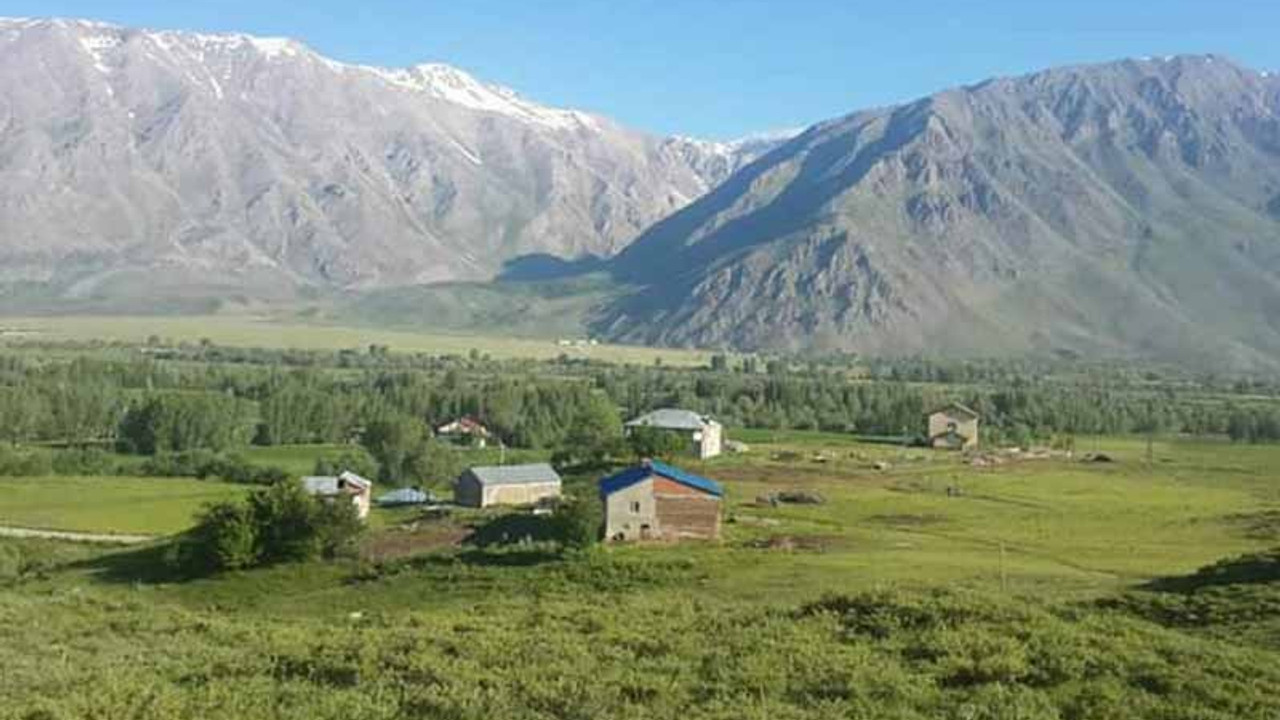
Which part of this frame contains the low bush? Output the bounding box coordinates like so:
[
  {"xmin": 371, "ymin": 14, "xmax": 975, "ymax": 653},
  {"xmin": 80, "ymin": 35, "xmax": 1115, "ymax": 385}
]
[
  {"xmin": 139, "ymin": 450, "xmax": 289, "ymax": 485},
  {"xmin": 0, "ymin": 446, "xmax": 54, "ymax": 476}
]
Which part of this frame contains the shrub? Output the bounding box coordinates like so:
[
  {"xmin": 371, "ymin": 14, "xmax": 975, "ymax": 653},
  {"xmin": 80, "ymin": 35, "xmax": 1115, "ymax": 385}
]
[
  {"xmin": 0, "ymin": 446, "xmax": 53, "ymax": 476},
  {"xmin": 550, "ymin": 495, "xmax": 601, "ymax": 549},
  {"xmin": 139, "ymin": 450, "xmax": 289, "ymax": 485},
  {"xmin": 50, "ymin": 447, "xmax": 120, "ymax": 475},
  {"xmin": 177, "ymin": 501, "xmax": 260, "ymax": 573},
  {"xmin": 175, "ymin": 481, "xmax": 363, "ymax": 575},
  {"xmin": 248, "ymin": 481, "xmax": 327, "ymax": 564}
]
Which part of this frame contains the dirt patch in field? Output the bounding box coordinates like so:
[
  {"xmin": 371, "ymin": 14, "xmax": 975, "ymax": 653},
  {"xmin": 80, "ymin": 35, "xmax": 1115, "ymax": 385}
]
[
  {"xmin": 743, "ymin": 534, "xmax": 838, "ymax": 552},
  {"xmin": 712, "ymin": 464, "xmax": 889, "ymax": 488},
  {"xmin": 360, "ymin": 523, "xmax": 471, "ymax": 562}
]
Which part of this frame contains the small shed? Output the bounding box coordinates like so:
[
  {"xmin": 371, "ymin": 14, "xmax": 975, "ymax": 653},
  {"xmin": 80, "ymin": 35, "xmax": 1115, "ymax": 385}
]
[
  {"xmin": 454, "ymin": 463, "xmax": 562, "ymax": 508},
  {"xmin": 301, "ymin": 471, "xmax": 373, "ymax": 520},
  {"xmin": 599, "ymin": 460, "xmax": 723, "ymax": 542},
  {"xmin": 927, "ymin": 403, "xmax": 980, "ymax": 450}
]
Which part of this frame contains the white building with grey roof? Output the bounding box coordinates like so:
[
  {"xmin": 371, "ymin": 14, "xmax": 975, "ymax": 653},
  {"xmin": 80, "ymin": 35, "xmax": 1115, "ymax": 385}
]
[
  {"xmin": 300, "ymin": 471, "xmax": 373, "ymax": 520},
  {"xmin": 454, "ymin": 463, "xmax": 563, "ymax": 508},
  {"xmin": 625, "ymin": 408, "xmax": 724, "ymax": 459}
]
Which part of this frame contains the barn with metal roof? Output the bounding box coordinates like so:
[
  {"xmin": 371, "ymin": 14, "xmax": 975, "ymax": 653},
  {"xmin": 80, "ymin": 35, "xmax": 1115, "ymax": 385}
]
[{"xmin": 454, "ymin": 463, "xmax": 562, "ymax": 508}]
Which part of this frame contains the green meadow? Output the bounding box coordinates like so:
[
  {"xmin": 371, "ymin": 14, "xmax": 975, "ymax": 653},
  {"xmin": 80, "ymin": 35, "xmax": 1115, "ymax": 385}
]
[
  {"xmin": 0, "ymin": 476, "xmax": 248, "ymax": 535},
  {"xmin": 3, "ymin": 432, "xmax": 1280, "ymax": 718}
]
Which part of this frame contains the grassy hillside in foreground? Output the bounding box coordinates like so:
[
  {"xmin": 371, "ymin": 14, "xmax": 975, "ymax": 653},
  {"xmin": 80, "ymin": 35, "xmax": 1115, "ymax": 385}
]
[
  {"xmin": 3, "ymin": 435, "xmax": 1280, "ymax": 716},
  {"xmin": 2, "ymin": 544, "xmax": 1280, "ymax": 718}
]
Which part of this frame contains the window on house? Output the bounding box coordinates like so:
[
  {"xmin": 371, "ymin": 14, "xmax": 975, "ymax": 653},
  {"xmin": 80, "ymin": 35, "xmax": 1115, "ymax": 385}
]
[{"xmin": 630, "ymin": 501, "xmax": 641, "ymax": 514}]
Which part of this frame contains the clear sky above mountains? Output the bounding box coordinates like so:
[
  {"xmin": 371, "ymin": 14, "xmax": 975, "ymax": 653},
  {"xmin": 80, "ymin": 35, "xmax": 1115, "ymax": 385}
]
[{"xmin": 9, "ymin": 0, "xmax": 1278, "ymax": 139}]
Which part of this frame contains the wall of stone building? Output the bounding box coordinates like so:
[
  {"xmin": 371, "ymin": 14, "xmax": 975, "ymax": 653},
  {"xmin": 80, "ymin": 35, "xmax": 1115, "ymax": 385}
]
[
  {"xmin": 652, "ymin": 476, "xmax": 721, "ymax": 540},
  {"xmin": 928, "ymin": 412, "xmax": 979, "ymax": 449},
  {"xmin": 604, "ymin": 476, "xmax": 722, "ymax": 542},
  {"xmin": 484, "ymin": 482, "xmax": 561, "ymax": 507},
  {"xmin": 697, "ymin": 422, "xmax": 723, "ymax": 459},
  {"xmin": 603, "ymin": 477, "xmax": 658, "ymax": 541}
]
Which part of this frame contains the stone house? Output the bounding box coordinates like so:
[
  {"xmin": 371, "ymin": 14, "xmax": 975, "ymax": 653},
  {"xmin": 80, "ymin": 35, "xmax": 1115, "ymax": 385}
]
[
  {"xmin": 599, "ymin": 460, "xmax": 723, "ymax": 542},
  {"xmin": 927, "ymin": 403, "xmax": 980, "ymax": 450}
]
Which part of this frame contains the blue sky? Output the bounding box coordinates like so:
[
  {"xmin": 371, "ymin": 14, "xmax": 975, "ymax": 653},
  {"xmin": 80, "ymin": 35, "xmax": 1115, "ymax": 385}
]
[{"xmin": 7, "ymin": 0, "xmax": 1278, "ymax": 139}]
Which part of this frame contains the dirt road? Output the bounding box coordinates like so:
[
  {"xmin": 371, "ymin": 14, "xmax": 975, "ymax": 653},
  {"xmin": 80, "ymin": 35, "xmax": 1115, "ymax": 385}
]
[{"xmin": 0, "ymin": 525, "xmax": 155, "ymax": 544}]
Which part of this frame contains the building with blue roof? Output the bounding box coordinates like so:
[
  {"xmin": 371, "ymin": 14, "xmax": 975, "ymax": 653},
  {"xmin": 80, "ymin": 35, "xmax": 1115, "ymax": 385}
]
[{"xmin": 598, "ymin": 460, "xmax": 723, "ymax": 542}]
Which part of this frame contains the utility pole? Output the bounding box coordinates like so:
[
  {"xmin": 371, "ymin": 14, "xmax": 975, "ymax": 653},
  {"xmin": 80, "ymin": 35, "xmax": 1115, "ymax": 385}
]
[{"xmin": 999, "ymin": 542, "xmax": 1008, "ymax": 593}]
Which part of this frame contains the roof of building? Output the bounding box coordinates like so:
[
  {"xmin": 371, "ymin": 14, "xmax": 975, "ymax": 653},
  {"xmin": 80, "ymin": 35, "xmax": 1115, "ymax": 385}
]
[
  {"xmin": 301, "ymin": 471, "xmax": 372, "ymax": 496},
  {"xmin": 625, "ymin": 408, "xmax": 718, "ymax": 431},
  {"xmin": 599, "ymin": 459, "xmax": 724, "ymax": 498},
  {"xmin": 927, "ymin": 402, "xmax": 980, "ymax": 420},
  {"xmin": 464, "ymin": 463, "xmax": 561, "ymax": 487},
  {"xmin": 437, "ymin": 416, "xmax": 491, "ymax": 436}
]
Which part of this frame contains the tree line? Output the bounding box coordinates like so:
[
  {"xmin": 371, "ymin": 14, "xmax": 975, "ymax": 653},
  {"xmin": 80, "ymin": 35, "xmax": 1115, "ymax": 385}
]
[{"xmin": 0, "ymin": 348, "xmax": 1278, "ymax": 465}]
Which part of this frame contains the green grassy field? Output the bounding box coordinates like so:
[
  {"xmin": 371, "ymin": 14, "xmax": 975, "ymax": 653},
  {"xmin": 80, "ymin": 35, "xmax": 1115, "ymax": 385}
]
[
  {"xmin": 7, "ymin": 433, "xmax": 1276, "ymax": 599},
  {"xmin": 239, "ymin": 444, "xmax": 356, "ymax": 477},
  {"xmin": 0, "ymin": 476, "xmax": 248, "ymax": 535},
  {"xmin": 0, "ymin": 315, "xmax": 713, "ymax": 366},
  {"xmin": 3, "ymin": 433, "xmax": 1280, "ymax": 717}
]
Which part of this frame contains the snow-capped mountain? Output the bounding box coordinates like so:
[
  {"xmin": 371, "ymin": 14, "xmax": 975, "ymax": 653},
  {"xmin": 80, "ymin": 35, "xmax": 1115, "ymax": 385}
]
[{"xmin": 0, "ymin": 17, "xmax": 774, "ymax": 297}]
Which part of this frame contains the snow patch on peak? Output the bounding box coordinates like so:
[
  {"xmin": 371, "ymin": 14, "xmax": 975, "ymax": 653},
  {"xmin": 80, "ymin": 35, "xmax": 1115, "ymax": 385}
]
[
  {"xmin": 670, "ymin": 126, "xmax": 802, "ymax": 155},
  {"xmin": 248, "ymin": 36, "xmax": 298, "ymax": 58},
  {"xmin": 77, "ymin": 31, "xmax": 121, "ymax": 73},
  {"xmin": 360, "ymin": 62, "xmax": 598, "ymax": 132},
  {"xmin": 164, "ymin": 30, "xmax": 302, "ymax": 60},
  {"xmin": 10, "ymin": 17, "xmax": 603, "ymax": 132}
]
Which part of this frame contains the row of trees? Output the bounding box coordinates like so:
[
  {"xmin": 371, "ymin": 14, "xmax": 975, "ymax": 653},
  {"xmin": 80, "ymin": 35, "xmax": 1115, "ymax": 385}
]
[{"xmin": 1, "ymin": 349, "xmax": 1279, "ymax": 459}]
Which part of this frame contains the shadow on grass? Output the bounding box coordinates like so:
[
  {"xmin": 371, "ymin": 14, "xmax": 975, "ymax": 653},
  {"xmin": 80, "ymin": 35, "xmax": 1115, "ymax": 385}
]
[
  {"xmin": 464, "ymin": 513, "xmax": 559, "ymax": 548},
  {"xmin": 1142, "ymin": 548, "xmax": 1280, "ymax": 592},
  {"xmin": 64, "ymin": 541, "xmax": 190, "ymax": 585}
]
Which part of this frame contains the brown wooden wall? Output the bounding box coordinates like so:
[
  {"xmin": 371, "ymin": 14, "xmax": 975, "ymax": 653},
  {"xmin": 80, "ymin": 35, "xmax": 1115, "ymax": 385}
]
[{"xmin": 653, "ymin": 477, "xmax": 721, "ymax": 540}]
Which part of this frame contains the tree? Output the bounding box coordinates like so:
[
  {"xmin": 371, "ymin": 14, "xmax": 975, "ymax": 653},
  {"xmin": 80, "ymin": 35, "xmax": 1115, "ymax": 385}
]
[
  {"xmin": 0, "ymin": 387, "xmax": 46, "ymax": 445},
  {"xmin": 558, "ymin": 394, "xmax": 624, "ymax": 467},
  {"xmin": 360, "ymin": 414, "xmax": 429, "ymax": 485},
  {"xmin": 405, "ymin": 438, "xmax": 464, "ymax": 489},
  {"xmin": 247, "ymin": 481, "xmax": 324, "ymax": 564},
  {"xmin": 117, "ymin": 393, "xmax": 253, "ymax": 455},
  {"xmin": 550, "ymin": 494, "xmax": 600, "ymax": 549},
  {"xmin": 627, "ymin": 426, "xmax": 688, "ymax": 462},
  {"xmin": 313, "ymin": 449, "xmax": 379, "ymax": 479},
  {"xmin": 178, "ymin": 501, "xmax": 259, "ymax": 573}
]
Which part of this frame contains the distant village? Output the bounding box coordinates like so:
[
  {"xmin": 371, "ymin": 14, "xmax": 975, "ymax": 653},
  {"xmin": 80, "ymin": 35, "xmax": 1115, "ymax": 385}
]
[{"xmin": 301, "ymin": 403, "xmax": 981, "ymax": 543}]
